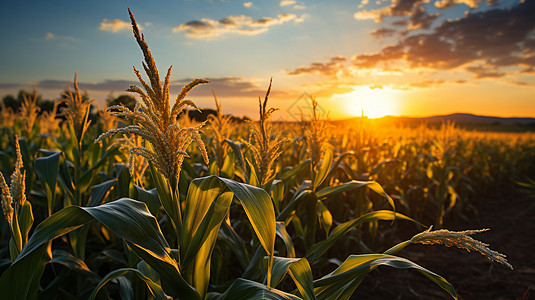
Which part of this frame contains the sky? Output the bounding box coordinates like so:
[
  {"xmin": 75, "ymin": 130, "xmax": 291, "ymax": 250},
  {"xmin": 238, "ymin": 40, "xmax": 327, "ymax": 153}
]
[{"xmin": 1, "ymin": 0, "xmax": 534, "ymax": 120}]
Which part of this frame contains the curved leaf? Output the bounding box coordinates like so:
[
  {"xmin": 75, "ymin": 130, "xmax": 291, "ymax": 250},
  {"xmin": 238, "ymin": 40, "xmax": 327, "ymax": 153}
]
[
  {"xmin": 276, "ymin": 222, "xmax": 295, "ymax": 258},
  {"xmin": 306, "ymin": 211, "xmax": 417, "ymax": 263},
  {"xmin": 313, "ymin": 254, "xmax": 457, "ymax": 300},
  {"xmin": 212, "ymin": 278, "xmax": 302, "ymax": 300},
  {"xmin": 0, "ymin": 198, "xmax": 199, "ymax": 300},
  {"xmin": 313, "ymin": 148, "xmax": 333, "ymax": 190},
  {"xmin": 34, "ymin": 150, "xmax": 60, "ymax": 215},
  {"xmin": 271, "ymin": 256, "xmax": 316, "ymax": 300},
  {"xmin": 219, "ymin": 176, "xmax": 276, "ymax": 286},
  {"xmin": 88, "ymin": 268, "xmax": 171, "ymax": 300},
  {"xmin": 316, "ymin": 180, "xmax": 395, "ymax": 210}
]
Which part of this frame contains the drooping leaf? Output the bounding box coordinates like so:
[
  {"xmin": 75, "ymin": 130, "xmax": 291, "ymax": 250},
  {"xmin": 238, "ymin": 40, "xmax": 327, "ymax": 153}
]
[
  {"xmin": 271, "ymin": 256, "xmax": 316, "ymax": 300},
  {"xmin": 313, "ymin": 147, "xmax": 333, "ymax": 190},
  {"xmin": 316, "ymin": 180, "xmax": 395, "ymax": 210},
  {"xmin": 88, "ymin": 179, "xmax": 116, "ymax": 207},
  {"xmin": 0, "ymin": 198, "xmax": 199, "ymax": 300},
  {"xmin": 313, "ymin": 254, "xmax": 457, "ymax": 300},
  {"xmin": 34, "ymin": 150, "xmax": 60, "ymax": 215},
  {"xmin": 210, "ymin": 278, "xmax": 302, "ymax": 300},
  {"xmin": 88, "ymin": 268, "xmax": 171, "ymax": 300},
  {"xmin": 306, "ymin": 211, "xmax": 417, "ymax": 263}
]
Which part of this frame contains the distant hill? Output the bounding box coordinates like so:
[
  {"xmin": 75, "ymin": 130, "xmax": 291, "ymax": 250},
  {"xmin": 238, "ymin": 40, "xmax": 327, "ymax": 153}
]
[{"xmin": 376, "ymin": 113, "xmax": 535, "ymax": 126}]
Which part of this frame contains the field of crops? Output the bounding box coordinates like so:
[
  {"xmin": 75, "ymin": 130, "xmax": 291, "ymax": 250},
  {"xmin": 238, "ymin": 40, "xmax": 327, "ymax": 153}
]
[{"xmin": 1, "ymin": 11, "xmax": 534, "ymax": 300}]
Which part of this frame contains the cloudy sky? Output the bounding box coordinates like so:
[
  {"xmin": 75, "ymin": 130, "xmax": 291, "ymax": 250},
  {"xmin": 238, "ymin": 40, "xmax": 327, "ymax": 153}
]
[{"xmin": 1, "ymin": 0, "xmax": 534, "ymax": 120}]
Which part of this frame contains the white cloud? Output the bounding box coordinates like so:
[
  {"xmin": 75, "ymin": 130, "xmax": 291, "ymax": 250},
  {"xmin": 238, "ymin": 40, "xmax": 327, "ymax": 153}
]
[
  {"xmin": 280, "ymin": 0, "xmax": 296, "ymax": 7},
  {"xmin": 243, "ymin": 2, "xmax": 253, "ymax": 8},
  {"xmin": 100, "ymin": 18, "xmax": 141, "ymax": 33},
  {"xmin": 173, "ymin": 13, "xmax": 307, "ymax": 40}
]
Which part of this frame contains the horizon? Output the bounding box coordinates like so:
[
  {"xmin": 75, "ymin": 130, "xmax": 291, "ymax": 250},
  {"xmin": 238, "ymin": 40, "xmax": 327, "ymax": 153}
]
[{"xmin": 1, "ymin": 0, "xmax": 534, "ymax": 120}]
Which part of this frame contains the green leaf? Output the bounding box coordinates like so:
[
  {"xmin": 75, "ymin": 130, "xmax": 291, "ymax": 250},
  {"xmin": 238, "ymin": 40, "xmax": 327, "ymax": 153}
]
[
  {"xmin": 179, "ymin": 176, "xmax": 234, "ymax": 297},
  {"xmin": 180, "ymin": 176, "xmax": 231, "ymax": 267},
  {"xmin": 219, "ymin": 221, "xmax": 250, "ymax": 269},
  {"xmin": 88, "ymin": 268, "xmax": 171, "ymax": 300},
  {"xmin": 313, "ymin": 254, "xmax": 457, "ymax": 300},
  {"xmin": 183, "ymin": 176, "xmax": 276, "ymax": 287},
  {"xmin": 271, "ymin": 257, "xmax": 316, "ymax": 300},
  {"xmin": 276, "ymin": 222, "xmax": 295, "ymax": 258},
  {"xmin": 149, "ymin": 162, "xmax": 181, "ymax": 234},
  {"xmin": 306, "ymin": 211, "xmax": 416, "ymax": 263},
  {"xmin": 220, "ymin": 150, "xmax": 235, "ymax": 178},
  {"xmin": 224, "ymin": 139, "xmax": 247, "ymax": 182},
  {"xmin": 0, "ymin": 198, "xmax": 199, "ymax": 300},
  {"xmin": 270, "ymin": 180, "xmax": 285, "ymax": 214},
  {"xmin": 316, "ymin": 180, "xmax": 395, "ymax": 210},
  {"xmin": 280, "ymin": 159, "xmax": 311, "ymax": 181},
  {"xmin": 58, "ymin": 159, "xmax": 75, "ymax": 205},
  {"xmin": 18, "ymin": 200, "xmax": 34, "ymax": 246},
  {"xmin": 316, "ymin": 201, "xmax": 332, "ymax": 237},
  {"xmin": 313, "ymin": 148, "xmax": 333, "ymax": 190},
  {"xmin": 88, "ymin": 179, "xmax": 116, "ymax": 207},
  {"xmin": 218, "ymin": 176, "xmax": 276, "ymax": 286},
  {"xmin": 212, "ymin": 278, "xmax": 302, "ymax": 300},
  {"xmin": 34, "ymin": 150, "xmax": 60, "ymax": 215},
  {"xmin": 135, "ymin": 186, "xmax": 161, "ymax": 217},
  {"xmin": 246, "ymin": 158, "xmax": 259, "ymax": 187},
  {"xmin": 50, "ymin": 249, "xmax": 98, "ymax": 278},
  {"xmin": 277, "ymin": 189, "xmax": 315, "ymax": 222}
]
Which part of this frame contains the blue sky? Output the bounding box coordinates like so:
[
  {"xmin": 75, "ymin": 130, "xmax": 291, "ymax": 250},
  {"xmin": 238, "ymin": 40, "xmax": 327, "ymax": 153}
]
[{"xmin": 1, "ymin": 0, "xmax": 534, "ymax": 119}]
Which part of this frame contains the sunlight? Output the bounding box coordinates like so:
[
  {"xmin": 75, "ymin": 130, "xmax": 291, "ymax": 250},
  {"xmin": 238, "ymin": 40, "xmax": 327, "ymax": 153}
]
[{"xmin": 334, "ymin": 85, "xmax": 400, "ymax": 119}]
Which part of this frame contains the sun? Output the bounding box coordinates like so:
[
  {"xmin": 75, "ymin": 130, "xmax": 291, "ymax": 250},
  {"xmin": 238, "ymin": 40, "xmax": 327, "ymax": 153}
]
[{"xmin": 334, "ymin": 86, "xmax": 400, "ymax": 119}]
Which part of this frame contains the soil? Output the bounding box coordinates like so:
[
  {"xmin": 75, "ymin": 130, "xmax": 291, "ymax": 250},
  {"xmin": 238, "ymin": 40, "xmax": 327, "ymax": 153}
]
[{"xmin": 354, "ymin": 190, "xmax": 535, "ymax": 300}]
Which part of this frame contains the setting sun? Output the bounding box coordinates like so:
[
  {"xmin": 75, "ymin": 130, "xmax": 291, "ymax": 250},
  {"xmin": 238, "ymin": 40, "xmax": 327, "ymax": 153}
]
[{"xmin": 334, "ymin": 86, "xmax": 400, "ymax": 119}]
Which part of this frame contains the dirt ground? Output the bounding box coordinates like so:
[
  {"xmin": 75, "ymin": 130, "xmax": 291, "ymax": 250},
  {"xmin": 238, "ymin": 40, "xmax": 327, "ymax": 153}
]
[{"xmin": 355, "ymin": 190, "xmax": 535, "ymax": 299}]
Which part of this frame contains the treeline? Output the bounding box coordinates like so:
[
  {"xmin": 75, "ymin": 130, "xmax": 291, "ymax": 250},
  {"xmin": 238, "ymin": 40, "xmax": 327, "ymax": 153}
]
[{"xmin": 1, "ymin": 89, "xmax": 250, "ymax": 123}]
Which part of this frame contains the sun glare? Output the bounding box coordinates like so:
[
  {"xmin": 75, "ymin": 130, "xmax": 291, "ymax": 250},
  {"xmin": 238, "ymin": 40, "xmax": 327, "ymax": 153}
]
[{"xmin": 334, "ymin": 86, "xmax": 400, "ymax": 119}]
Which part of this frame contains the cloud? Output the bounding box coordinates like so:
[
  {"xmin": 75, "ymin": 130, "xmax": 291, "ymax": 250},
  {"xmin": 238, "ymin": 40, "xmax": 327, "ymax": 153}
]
[
  {"xmin": 354, "ymin": 0, "xmax": 429, "ymax": 23},
  {"xmin": 358, "ymin": 0, "xmax": 370, "ymax": 9},
  {"xmin": 408, "ymin": 7, "xmax": 440, "ymax": 30},
  {"xmin": 100, "ymin": 18, "xmax": 140, "ymax": 33},
  {"xmin": 353, "ymin": 1, "xmax": 535, "ymax": 77},
  {"xmin": 370, "ymin": 27, "xmax": 398, "ymax": 38},
  {"xmin": 287, "ymin": 56, "xmax": 347, "ymax": 76},
  {"xmin": 465, "ymin": 65, "xmax": 506, "ymax": 79},
  {"xmin": 173, "ymin": 13, "xmax": 307, "ymax": 40},
  {"xmin": 243, "ymin": 2, "xmax": 253, "ymax": 8},
  {"xmin": 280, "ymin": 0, "xmax": 296, "ymax": 7},
  {"xmin": 37, "ymin": 79, "xmax": 137, "ymax": 91},
  {"xmin": 408, "ymin": 80, "xmax": 446, "ymax": 88},
  {"xmin": 22, "ymin": 76, "xmax": 290, "ymax": 99},
  {"xmin": 434, "ymin": 0, "xmax": 496, "ymax": 9},
  {"xmin": 43, "ymin": 32, "xmax": 78, "ymax": 43}
]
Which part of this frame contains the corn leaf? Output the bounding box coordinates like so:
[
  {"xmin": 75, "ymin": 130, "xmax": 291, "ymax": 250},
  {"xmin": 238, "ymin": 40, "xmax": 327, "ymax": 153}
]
[
  {"xmin": 210, "ymin": 278, "xmax": 302, "ymax": 300},
  {"xmin": 313, "ymin": 147, "xmax": 333, "ymax": 190},
  {"xmin": 316, "ymin": 180, "xmax": 395, "ymax": 210},
  {"xmin": 34, "ymin": 150, "xmax": 60, "ymax": 215},
  {"xmin": 88, "ymin": 267, "xmax": 171, "ymax": 300},
  {"xmin": 276, "ymin": 222, "xmax": 296, "ymax": 258},
  {"xmin": 313, "ymin": 254, "xmax": 457, "ymax": 300},
  {"xmin": 0, "ymin": 198, "xmax": 199, "ymax": 300},
  {"xmin": 88, "ymin": 179, "xmax": 116, "ymax": 207},
  {"xmin": 306, "ymin": 211, "xmax": 416, "ymax": 263},
  {"xmin": 271, "ymin": 256, "xmax": 316, "ymax": 300}
]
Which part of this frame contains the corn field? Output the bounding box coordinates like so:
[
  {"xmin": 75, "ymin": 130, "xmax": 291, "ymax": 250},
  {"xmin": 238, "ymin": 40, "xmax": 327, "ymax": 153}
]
[{"xmin": 0, "ymin": 10, "xmax": 533, "ymax": 300}]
